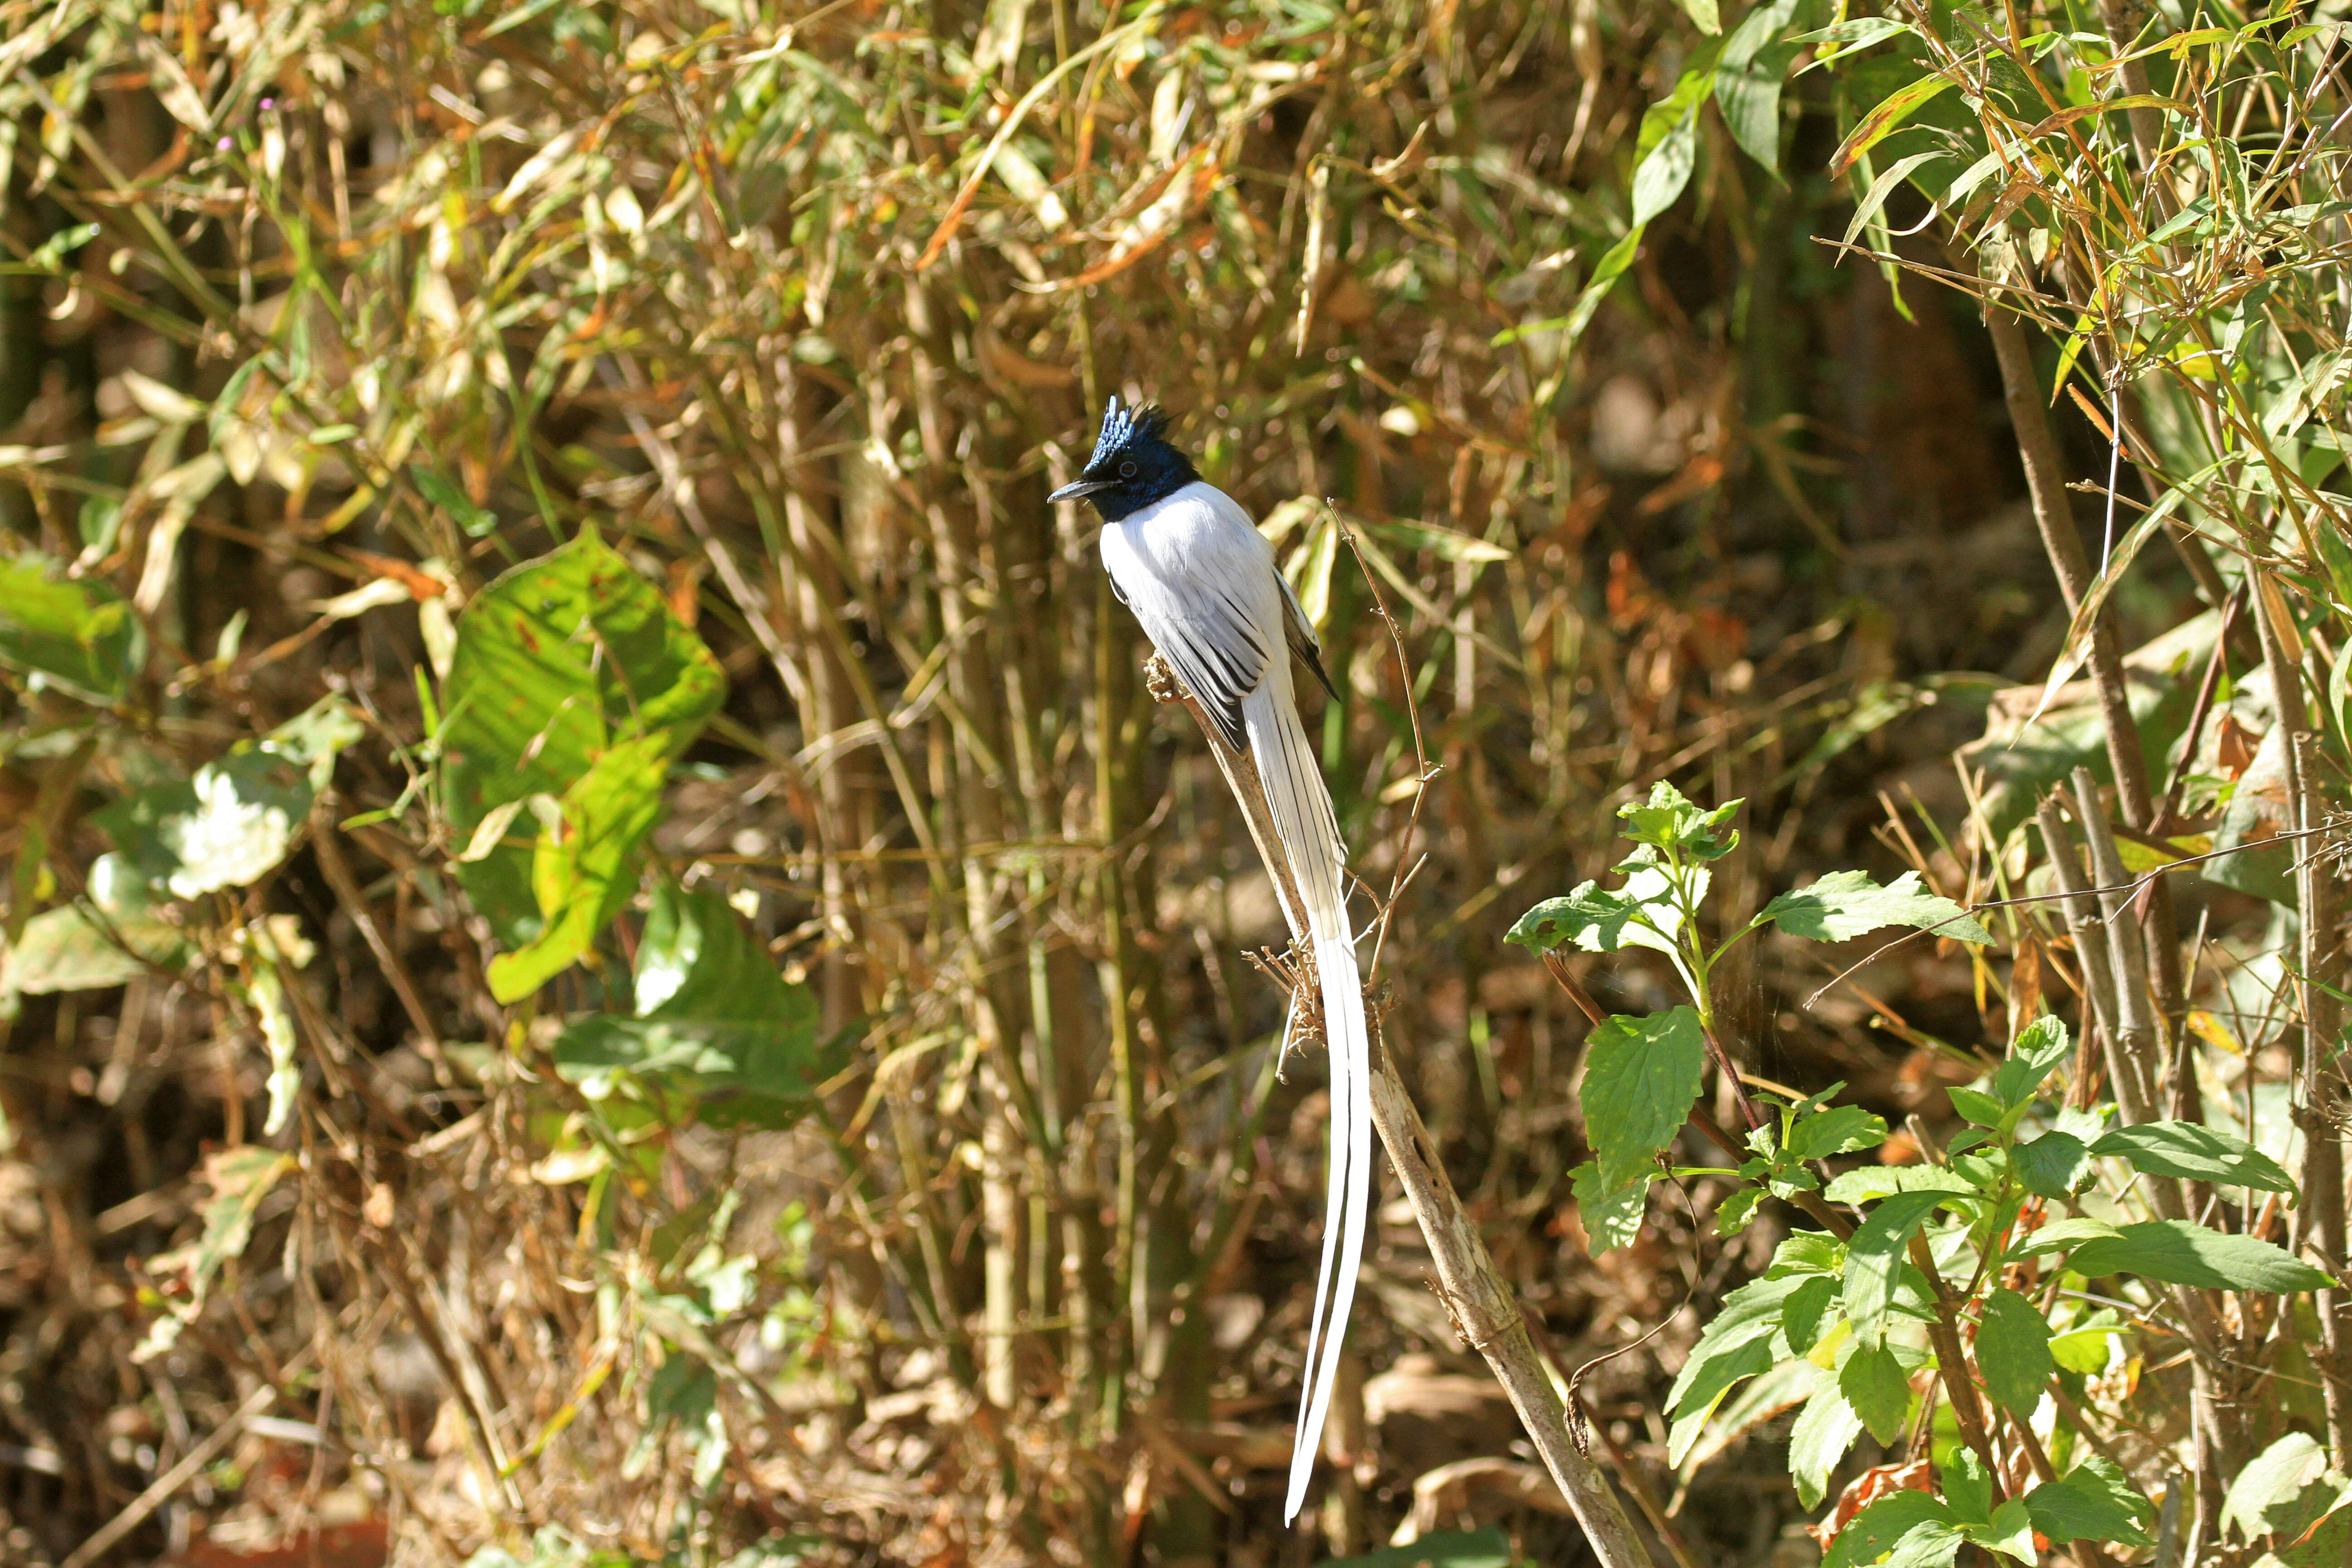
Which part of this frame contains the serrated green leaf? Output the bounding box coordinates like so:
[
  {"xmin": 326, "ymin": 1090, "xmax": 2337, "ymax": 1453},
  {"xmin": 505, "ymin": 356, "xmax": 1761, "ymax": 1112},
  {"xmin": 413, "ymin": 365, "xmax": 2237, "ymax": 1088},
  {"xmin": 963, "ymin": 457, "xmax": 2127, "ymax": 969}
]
[
  {"xmin": 1823, "ymin": 1165, "xmax": 1979, "ymax": 1204},
  {"xmin": 1782, "ymin": 1275, "xmax": 1839, "ymax": 1354},
  {"xmin": 1763, "ymin": 869, "xmax": 1991, "ymax": 945},
  {"xmin": 2067, "ymin": 1220, "xmax": 2337, "ymax": 1293},
  {"xmin": 1973, "ymin": 1499, "xmax": 2039, "ymax": 1562},
  {"xmin": 1839, "ymin": 1339, "xmax": 1911, "ymax": 1444},
  {"xmin": 1787, "ymin": 1102, "xmax": 1890, "ymax": 1160},
  {"xmin": 2091, "ymin": 1121, "xmax": 2296, "ymax": 1193},
  {"xmin": 1977, "ymin": 1288, "xmax": 2055, "ymax": 1416},
  {"xmin": 1713, "ymin": 1185, "xmax": 1764, "ymax": 1239},
  {"xmin": 1843, "ymin": 1190, "xmax": 1953, "ymax": 1346},
  {"xmin": 1666, "ymin": 1272, "xmax": 1808, "ymax": 1418},
  {"xmin": 1994, "ymin": 1014, "xmax": 2074, "ymax": 1104},
  {"xmin": 1823, "ymin": 1492, "xmax": 1954, "ymax": 1568},
  {"xmin": 1945, "ymin": 1448, "xmax": 1994, "ymax": 1525},
  {"xmin": 2025, "ymin": 1457, "xmax": 2156, "ymax": 1546},
  {"xmin": 1582, "ymin": 1006, "xmax": 1707, "ymax": 1190},
  {"xmin": 1788, "ymin": 1372, "xmax": 1862, "ymax": 1507},
  {"xmin": 2011, "ymin": 1131, "xmax": 2094, "ymax": 1199},
  {"xmin": 1947, "ymin": 1086, "xmax": 2005, "ymax": 1126},
  {"xmin": 1571, "ymin": 1161, "xmax": 1652, "ymax": 1254},
  {"xmin": 1506, "ymin": 878, "xmax": 1671, "ymax": 953}
]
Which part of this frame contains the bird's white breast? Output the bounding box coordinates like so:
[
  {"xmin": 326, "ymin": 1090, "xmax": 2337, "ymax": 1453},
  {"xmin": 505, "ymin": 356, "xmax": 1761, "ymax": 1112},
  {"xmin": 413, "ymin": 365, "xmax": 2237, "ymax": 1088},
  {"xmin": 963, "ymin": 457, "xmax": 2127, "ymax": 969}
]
[{"xmin": 1100, "ymin": 480, "xmax": 1281, "ymax": 618}]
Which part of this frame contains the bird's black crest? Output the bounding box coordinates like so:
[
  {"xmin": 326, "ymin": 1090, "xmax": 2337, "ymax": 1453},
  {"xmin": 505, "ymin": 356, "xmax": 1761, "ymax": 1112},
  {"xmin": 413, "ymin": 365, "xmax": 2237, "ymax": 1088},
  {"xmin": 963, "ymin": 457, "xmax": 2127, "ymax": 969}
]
[{"xmin": 1085, "ymin": 396, "xmax": 1172, "ymax": 470}]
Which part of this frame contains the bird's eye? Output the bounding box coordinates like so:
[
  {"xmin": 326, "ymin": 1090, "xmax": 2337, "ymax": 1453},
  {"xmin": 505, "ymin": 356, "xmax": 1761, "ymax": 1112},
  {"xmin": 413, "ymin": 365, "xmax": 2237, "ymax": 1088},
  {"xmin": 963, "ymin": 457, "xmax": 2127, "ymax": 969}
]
[{"xmin": 1119, "ymin": 461, "xmax": 1137, "ymax": 478}]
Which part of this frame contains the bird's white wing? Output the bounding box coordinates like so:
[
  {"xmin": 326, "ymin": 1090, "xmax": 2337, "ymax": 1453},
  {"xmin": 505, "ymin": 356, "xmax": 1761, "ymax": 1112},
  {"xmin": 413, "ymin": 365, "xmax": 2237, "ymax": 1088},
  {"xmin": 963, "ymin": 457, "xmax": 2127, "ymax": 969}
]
[{"xmin": 1099, "ymin": 488, "xmax": 1278, "ymax": 755}]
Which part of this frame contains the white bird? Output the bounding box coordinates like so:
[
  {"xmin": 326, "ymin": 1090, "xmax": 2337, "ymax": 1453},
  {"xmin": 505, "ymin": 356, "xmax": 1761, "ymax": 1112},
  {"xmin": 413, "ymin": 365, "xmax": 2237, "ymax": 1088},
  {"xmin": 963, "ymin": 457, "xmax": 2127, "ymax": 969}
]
[{"xmin": 1051, "ymin": 396, "xmax": 1370, "ymax": 1524}]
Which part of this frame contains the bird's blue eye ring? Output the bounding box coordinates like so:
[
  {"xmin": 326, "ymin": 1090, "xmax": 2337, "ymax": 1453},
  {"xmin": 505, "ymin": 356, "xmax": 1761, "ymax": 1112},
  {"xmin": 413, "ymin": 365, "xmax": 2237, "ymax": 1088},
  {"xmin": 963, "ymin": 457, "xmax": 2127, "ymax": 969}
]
[{"xmin": 1119, "ymin": 461, "xmax": 1137, "ymax": 478}]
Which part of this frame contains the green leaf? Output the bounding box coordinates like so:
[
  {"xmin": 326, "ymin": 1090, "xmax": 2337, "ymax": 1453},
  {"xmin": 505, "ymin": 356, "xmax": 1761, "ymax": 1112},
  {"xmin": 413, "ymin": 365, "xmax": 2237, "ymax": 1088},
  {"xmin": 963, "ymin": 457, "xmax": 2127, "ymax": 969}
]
[
  {"xmin": 1944, "ymin": 1448, "xmax": 1994, "ymax": 1525},
  {"xmin": 1786, "ymin": 1102, "xmax": 1889, "ymax": 1160},
  {"xmin": 486, "ymin": 732, "xmax": 671, "ymax": 1003},
  {"xmin": 1713, "ymin": 1185, "xmax": 1764, "ymax": 1239},
  {"xmin": 1714, "ymin": 0, "xmax": 1807, "ymax": 174},
  {"xmin": 1842, "ymin": 1190, "xmax": 1953, "ymax": 1346},
  {"xmin": 1972, "ymin": 1499, "xmax": 2039, "ymax": 1563},
  {"xmin": 1882, "ymin": 1521, "xmax": 1965, "ymax": 1568},
  {"xmin": 554, "ymin": 882, "xmax": 832, "ymax": 1129},
  {"xmin": 2011, "ymin": 1131, "xmax": 2093, "ymax": 1199},
  {"xmin": 1823, "ymin": 1493, "xmax": 1953, "ymax": 1568},
  {"xmin": 2024, "ymin": 1457, "xmax": 2156, "ymax": 1547},
  {"xmin": 2281, "ymin": 1504, "xmax": 2352, "ymax": 1568},
  {"xmin": 1506, "ymin": 878, "xmax": 1673, "ymax": 953},
  {"xmin": 1673, "ymin": 0, "xmax": 1720, "ymax": 34},
  {"xmin": 1, "ymin": 903, "xmax": 185, "ymax": 995},
  {"xmin": 2013, "ymin": 1216, "xmax": 2123, "ymax": 1255},
  {"xmin": 1313, "ymin": 1528, "xmax": 1511, "ymax": 1568},
  {"xmin": 2091, "ymin": 1121, "xmax": 2296, "ymax": 1193},
  {"xmin": 442, "ymin": 532, "xmax": 725, "ymax": 939},
  {"xmin": 1839, "ymin": 1339, "xmax": 1911, "ymax": 1444},
  {"xmin": 1581, "ymin": 1006, "xmax": 1707, "ymax": 1190},
  {"xmin": 412, "ymin": 464, "xmax": 499, "ymax": 537},
  {"xmin": 1782, "ymin": 1274, "xmax": 1838, "ymax": 1353},
  {"xmin": 1977, "ymin": 1288, "xmax": 2055, "ymax": 1416},
  {"xmin": 1830, "ymin": 71, "xmax": 1958, "ymax": 178},
  {"xmin": 0, "ymin": 554, "xmax": 144, "ymax": 706},
  {"xmin": 1946, "ymin": 1086, "xmax": 2005, "ymax": 1127},
  {"xmin": 1763, "ymin": 869, "xmax": 1991, "ymax": 945},
  {"xmin": 1666, "ymin": 1272, "xmax": 1808, "ymax": 1418},
  {"xmin": 1788, "ymin": 1373, "xmax": 1863, "ymax": 1507},
  {"xmin": 1994, "ymin": 1014, "xmax": 2074, "ymax": 1104},
  {"xmin": 1823, "ymin": 1165, "xmax": 1978, "ymax": 1204},
  {"xmin": 1617, "ymin": 781, "xmax": 1743, "ymax": 859},
  {"xmin": 1570, "ymin": 1161, "xmax": 1652, "ymax": 1253},
  {"xmin": 2065, "ymin": 1220, "xmax": 2337, "ymax": 1294},
  {"xmin": 2048, "ymin": 1308, "xmax": 2123, "ymax": 1374},
  {"xmin": 2223, "ymin": 1433, "xmax": 2349, "ymax": 1543}
]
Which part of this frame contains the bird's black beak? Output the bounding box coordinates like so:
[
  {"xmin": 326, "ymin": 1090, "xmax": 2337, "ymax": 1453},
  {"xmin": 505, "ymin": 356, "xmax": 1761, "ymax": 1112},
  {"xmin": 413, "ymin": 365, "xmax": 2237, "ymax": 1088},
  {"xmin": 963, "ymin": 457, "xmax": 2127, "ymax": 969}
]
[{"xmin": 1049, "ymin": 476, "xmax": 1113, "ymax": 504}]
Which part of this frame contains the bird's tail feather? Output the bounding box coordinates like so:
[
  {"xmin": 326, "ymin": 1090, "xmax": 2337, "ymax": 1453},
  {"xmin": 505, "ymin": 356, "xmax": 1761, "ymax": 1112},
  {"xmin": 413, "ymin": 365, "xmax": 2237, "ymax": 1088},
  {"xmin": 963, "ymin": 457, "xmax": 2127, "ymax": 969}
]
[{"xmin": 1245, "ymin": 687, "xmax": 1373, "ymax": 1526}]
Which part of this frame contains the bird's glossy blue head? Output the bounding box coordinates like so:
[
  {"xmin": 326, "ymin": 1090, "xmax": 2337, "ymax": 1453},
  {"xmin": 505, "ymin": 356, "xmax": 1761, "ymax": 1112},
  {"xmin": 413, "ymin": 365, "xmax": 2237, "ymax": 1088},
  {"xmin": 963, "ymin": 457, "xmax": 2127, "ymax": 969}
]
[{"xmin": 1049, "ymin": 396, "xmax": 1199, "ymax": 521}]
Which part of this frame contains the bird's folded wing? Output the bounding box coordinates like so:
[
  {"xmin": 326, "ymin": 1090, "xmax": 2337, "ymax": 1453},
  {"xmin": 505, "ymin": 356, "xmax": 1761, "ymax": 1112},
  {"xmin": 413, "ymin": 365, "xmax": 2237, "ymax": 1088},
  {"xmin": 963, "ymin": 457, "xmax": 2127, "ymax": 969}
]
[{"xmin": 1104, "ymin": 560, "xmax": 1271, "ymax": 754}]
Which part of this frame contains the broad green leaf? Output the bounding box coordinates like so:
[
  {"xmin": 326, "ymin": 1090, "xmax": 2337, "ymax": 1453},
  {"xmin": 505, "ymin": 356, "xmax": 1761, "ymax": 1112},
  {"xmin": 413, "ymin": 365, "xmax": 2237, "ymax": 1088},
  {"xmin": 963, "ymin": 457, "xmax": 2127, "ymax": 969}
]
[
  {"xmin": 1582, "ymin": 1006, "xmax": 1707, "ymax": 1190},
  {"xmin": 1974, "ymin": 1499, "xmax": 2038, "ymax": 1563},
  {"xmin": 1787, "ymin": 1102, "xmax": 1890, "ymax": 1160},
  {"xmin": 0, "ymin": 554, "xmax": 144, "ymax": 705},
  {"xmin": 1714, "ymin": 0, "xmax": 1806, "ymax": 174},
  {"xmin": 554, "ymin": 882, "xmax": 832, "ymax": 1129},
  {"xmin": 2066, "ymin": 1220, "xmax": 2336, "ymax": 1294},
  {"xmin": 1782, "ymin": 1274, "xmax": 1838, "ymax": 1353},
  {"xmin": 1666, "ymin": 1272, "xmax": 1808, "ymax": 1418},
  {"xmin": 1770, "ymin": 1230, "xmax": 1844, "ymax": 1277},
  {"xmin": 1570, "ymin": 1161, "xmax": 1653, "ymax": 1253},
  {"xmin": 1838, "ymin": 1339, "xmax": 1910, "ymax": 1443},
  {"xmin": 2091, "ymin": 1121, "xmax": 2296, "ymax": 1193},
  {"xmin": 1713, "ymin": 1186, "xmax": 1765, "ymax": 1238},
  {"xmin": 1842, "ymin": 1190, "xmax": 1953, "ymax": 1346},
  {"xmin": 1945, "ymin": 1448, "xmax": 1994, "ymax": 1525},
  {"xmin": 1830, "ymin": 71, "xmax": 1958, "ymax": 177},
  {"xmin": 2, "ymin": 904, "xmax": 185, "ymax": 995},
  {"xmin": 442, "ymin": 532, "xmax": 725, "ymax": 939},
  {"xmin": 2048, "ymin": 1308, "xmax": 2123, "ymax": 1374},
  {"xmin": 2013, "ymin": 1216, "xmax": 2123, "ymax": 1255},
  {"xmin": 486, "ymin": 732, "xmax": 670, "ymax": 1003},
  {"xmin": 1883, "ymin": 1521, "xmax": 1965, "ymax": 1568},
  {"xmin": 1823, "ymin": 1492, "xmax": 1953, "ymax": 1568},
  {"xmin": 1788, "ymin": 1373, "xmax": 1863, "ymax": 1507},
  {"xmin": 1946, "ymin": 1086, "xmax": 2005, "ymax": 1127},
  {"xmin": 1977, "ymin": 1288, "xmax": 2055, "ymax": 1416},
  {"xmin": 2011, "ymin": 1131, "xmax": 2094, "ymax": 1199},
  {"xmin": 1674, "ymin": 0, "xmax": 1720, "ymax": 34},
  {"xmin": 1822, "ymin": 1164, "xmax": 1978, "ymax": 1204},
  {"xmin": 1763, "ymin": 869, "xmax": 1990, "ymax": 945},
  {"xmin": 1994, "ymin": 1014, "xmax": 2074, "ymax": 1104},
  {"xmin": 1313, "ymin": 1529, "xmax": 1512, "ymax": 1568},
  {"xmin": 1680, "ymin": 1356, "xmax": 1817, "ymax": 1475},
  {"xmin": 2024, "ymin": 1457, "xmax": 2156, "ymax": 1547},
  {"xmin": 1506, "ymin": 879, "xmax": 1672, "ymax": 953},
  {"xmin": 2223, "ymin": 1433, "xmax": 2348, "ymax": 1543}
]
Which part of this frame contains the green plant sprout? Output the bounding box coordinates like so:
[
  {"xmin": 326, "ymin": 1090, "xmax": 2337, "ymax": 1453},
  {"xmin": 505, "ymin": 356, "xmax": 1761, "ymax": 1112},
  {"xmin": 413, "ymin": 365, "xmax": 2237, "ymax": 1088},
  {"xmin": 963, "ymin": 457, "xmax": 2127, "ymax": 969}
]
[{"xmin": 1510, "ymin": 782, "xmax": 2344, "ymax": 1566}]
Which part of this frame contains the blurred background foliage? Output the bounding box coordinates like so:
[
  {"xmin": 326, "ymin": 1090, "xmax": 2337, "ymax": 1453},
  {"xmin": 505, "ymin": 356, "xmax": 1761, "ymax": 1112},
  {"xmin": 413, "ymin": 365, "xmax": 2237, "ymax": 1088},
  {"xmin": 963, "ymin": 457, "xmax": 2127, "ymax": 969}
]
[{"xmin": 0, "ymin": 0, "xmax": 2347, "ymax": 1565}]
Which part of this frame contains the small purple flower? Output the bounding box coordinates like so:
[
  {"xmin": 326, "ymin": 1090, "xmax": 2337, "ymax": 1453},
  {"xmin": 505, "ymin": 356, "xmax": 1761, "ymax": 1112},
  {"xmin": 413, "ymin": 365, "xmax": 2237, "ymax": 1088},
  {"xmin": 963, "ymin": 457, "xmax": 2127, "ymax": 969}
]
[
  {"xmin": 216, "ymin": 136, "xmax": 231, "ymax": 151},
  {"xmin": 260, "ymin": 97, "xmax": 275, "ymax": 110}
]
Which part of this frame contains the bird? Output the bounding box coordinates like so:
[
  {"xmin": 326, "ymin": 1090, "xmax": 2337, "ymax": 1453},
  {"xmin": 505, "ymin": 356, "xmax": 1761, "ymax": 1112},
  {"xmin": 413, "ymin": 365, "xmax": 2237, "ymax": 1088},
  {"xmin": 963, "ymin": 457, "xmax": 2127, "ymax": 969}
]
[{"xmin": 1050, "ymin": 395, "xmax": 1370, "ymax": 1524}]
